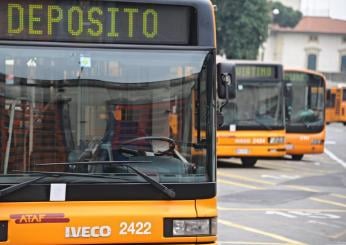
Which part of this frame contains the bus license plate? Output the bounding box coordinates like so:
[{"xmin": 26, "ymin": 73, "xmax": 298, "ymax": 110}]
[{"xmin": 236, "ymin": 149, "xmax": 249, "ymax": 154}]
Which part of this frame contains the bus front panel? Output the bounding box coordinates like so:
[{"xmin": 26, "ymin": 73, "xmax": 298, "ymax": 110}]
[
  {"xmin": 0, "ymin": 0, "xmax": 217, "ymax": 242},
  {"xmin": 217, "ymin": 63, "xmax": 286, "ymax": 161},
  {"xmin": 285, "ymin": 69, "xmax": 326, "ymax": 156}
]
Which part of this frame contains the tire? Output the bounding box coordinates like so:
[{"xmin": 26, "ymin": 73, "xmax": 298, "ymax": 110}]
[
  {"xmin": 291, "ymin": 154, "xmax": 304, "ymax": 161},
  {"xmin": 343, "ymin": 122, "xmax": 346, "ymax": 126},
  {"xmin": 241, "ymin": 157, "xmax": 257, "ymax": 168}
]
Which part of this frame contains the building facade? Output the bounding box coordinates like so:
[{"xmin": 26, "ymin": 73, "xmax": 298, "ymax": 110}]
[{"xmin": 260, "ymin": 16, "xmax": 346, "ymax": 82}]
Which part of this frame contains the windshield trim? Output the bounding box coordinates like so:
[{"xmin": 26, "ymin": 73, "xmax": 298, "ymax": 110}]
[
  {"xmin": 0, "ymin": 182, "xmax": 215, "ymax": 202},
  {"xmin": 218, "ymin": 125, "xmax": 285, "ymax": 131},
  {"xmin": 0, "ymin": 40, "xmax": 214, "ymax": 51},
  {"xmin": 286, "ymin": 124, "xmax": 325, "ymax": 133},
  {"xmin": 8, "ymin": 161, "xmax": 177, "ymax": 200}
]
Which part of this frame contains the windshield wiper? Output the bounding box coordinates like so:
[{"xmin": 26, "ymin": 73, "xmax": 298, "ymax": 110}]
[
  {"xmin": 301, "ymin": 120, "xmax": 312, "ymax": 128},
  {"xmin": 0, "ymin": 171, "xmax": 126, "ymax": 199},
  {"xmin": 34, "ymin": 161, "xmax": 176, "ymax": 199},
  {"xmin": 0, "ymin": 176, "xmax": 45, "ymax": 199}
]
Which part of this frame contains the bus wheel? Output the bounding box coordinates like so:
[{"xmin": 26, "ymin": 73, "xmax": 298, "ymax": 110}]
[
  {"xmin": 241, "ymin": 157, "xmax": 257, "ymax": 168},
  {"xmin": 292, "ymin": 154, "xmax": 304, "ymax": 161}
]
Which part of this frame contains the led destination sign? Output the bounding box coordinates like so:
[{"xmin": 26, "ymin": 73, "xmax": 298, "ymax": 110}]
[
  {"xmin": 236, "ymin": 65, "xmax": 278, "ymax": 80},
  {"xmin": 0, "ymin": 1, "xmax": 193, "ymax": 44},
  {"xmin": 285, "ymin": 72, "xmax": 310, "ymax": 83},
  {"xmin": 285, "ymin": 72, "xmax": 323, "ymax": 85}
]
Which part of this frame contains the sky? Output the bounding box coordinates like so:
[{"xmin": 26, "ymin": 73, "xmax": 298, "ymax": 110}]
[{"xmin": 301, "ymin": 0, "xmax": 346, "ymax": 20}]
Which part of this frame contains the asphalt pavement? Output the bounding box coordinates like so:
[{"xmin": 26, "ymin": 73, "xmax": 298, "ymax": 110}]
[{"xmin": 217, "ymin": 123, "xmax": 346, "ymax": 245}]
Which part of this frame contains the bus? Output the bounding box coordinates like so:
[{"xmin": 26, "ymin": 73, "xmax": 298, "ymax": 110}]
[
  {"xmin": 217, "ymin": 61, "xmax": 286, "ymax": 167},
  {"xmin": 284, "ymin": 69, "xmax": 326, "ymax": 160},
  {"xmin": 326, "ymin": 85, "xmax": 346, "ymax": 125},
  {"xmin": 0, "ymin": 0, "xmax": 225, "ymax": 244}
]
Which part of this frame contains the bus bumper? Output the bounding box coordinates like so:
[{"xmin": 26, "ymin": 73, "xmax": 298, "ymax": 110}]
[
  {"xmin": 0, "ymin": 199, "xmax": 217, "ymax": 244},
  {"xmin": 286, "ymin": 132, "xmax": 325, "ymax": 155},
  {"xmin": 286, "ymin": 143, "xmax": 324, "ymax": 155},
  {"xmin": 216, "ymin": 144, "xmax": 286, "ymax": 158}
]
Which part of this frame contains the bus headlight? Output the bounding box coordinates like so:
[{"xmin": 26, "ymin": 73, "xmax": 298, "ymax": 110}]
[
  {"xmin": 311, "ymin": 139, "xmax": 323, "ymax": 145},
  {"xmin": 269, "ymin": 137, "xmax": 285, "ymax": 144},
  {"xmin": 165, "ymin": 218, "xmax": 217, "ymax": 237}
]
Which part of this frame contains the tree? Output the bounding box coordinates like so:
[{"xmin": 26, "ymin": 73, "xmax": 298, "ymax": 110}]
[
  {"xmin": 270, "ymin": 1, "xmax": 302, "ymax": 28},
  {"xmin": 212, "ymin": 0, "xmax": 271, "ymax": 59}
]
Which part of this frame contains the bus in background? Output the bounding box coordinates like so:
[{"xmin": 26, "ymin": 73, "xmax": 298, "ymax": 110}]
[
  {"xmin": 217, "ymin": 61, "xmax": 286, "ymax": 167},
  {"xmin": 284, "ymin": 69, "xmax": 326, "ymax": 161},
  {"xmin": 0, "ymin": 0, "xmax": 225, "ymax": 244},
  {"xmin": 326, "ymin": 85, "xmax": 346, "ymax": 125},
  {"xmin": 326, "ymin": 87, "xmax": 337, "ymax": 123}
]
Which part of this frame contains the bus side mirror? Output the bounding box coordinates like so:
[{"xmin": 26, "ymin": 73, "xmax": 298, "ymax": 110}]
[{"xmin": 217, "ymin": 63, "xmax": 236, "ymax": 100}]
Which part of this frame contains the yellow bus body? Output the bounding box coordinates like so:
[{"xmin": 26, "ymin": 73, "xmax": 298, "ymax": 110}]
[
  {"xmin": 1, "ymin": 199, "xmax": 216, "ymax": 244},
  {"xmin": 285, "ymin": 130, "xmax": 325, "ymax": 155},
  {"xmin": 0, "ymin": 0, "xmax": 218, "ymax": 243},
  {"xmin": 285, "ymin": 69, "xmax": 326, "ymax": 157},
  {"xmin": 217, "ymin": 130, "xmax": 286, "ymax": 157},
  {"xmin": 326, "ymin": 86, "xmax": 346, "ymax": 124}
]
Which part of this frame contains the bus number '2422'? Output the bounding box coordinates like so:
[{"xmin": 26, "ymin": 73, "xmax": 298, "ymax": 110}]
[{"xmin": 119, "ymin": 222, "xmax": 152, "ymax": 235}]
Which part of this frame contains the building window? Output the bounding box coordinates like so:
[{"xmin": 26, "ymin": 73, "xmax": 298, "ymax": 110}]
[
  {"xmin": 309, "ymin": 35, "xmax": 318, "ymax": 42},
  {"xmin": 307, "ymin": 54, "xmax": 317, "ymax": 70},
  {"xmin": 341, "ymin": 55, "xmax": 346, "ymax": 73},
  {"xmin": 342, "ymin": 36, "xmax": 346, "ymax": 43}
]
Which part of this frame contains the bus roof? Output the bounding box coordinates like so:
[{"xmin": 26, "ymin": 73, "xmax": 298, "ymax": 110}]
[
  {"xmin": 216, "ymin": 57, "xmax": 282, "ymax": 67},
  {"xmin": 284, "ymin": 68, "xmax": 327, "ymax": 80}
]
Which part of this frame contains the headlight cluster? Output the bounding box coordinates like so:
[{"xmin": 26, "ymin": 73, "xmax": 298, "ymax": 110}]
[
  {"xmin": 269, "ymin": 137, "xmax": 285, "ymax": 144},
  {"xmin": 165, "ymin": 218, "xmax": 217, "ymax": 237},
  {"xmin": 311, "ymin": 139, "xmax": 323, "ymax": 145}
]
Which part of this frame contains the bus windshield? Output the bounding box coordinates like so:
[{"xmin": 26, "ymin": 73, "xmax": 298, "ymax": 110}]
[
  {"xmin": 0, "ymin": 46, "xmax": 210, "ymax": 184},
  {"xmin": 220, "ymin": 81, "xmax": 284, "ymax": 130},
  {"xmin": 285, "ymin": 72, "xmax": 325, "ymax": 129}
]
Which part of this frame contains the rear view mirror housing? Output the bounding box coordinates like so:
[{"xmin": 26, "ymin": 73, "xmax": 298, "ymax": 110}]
[{"xmin": 217, "ymin": 62, "xmax": 236, "ymax": 100}]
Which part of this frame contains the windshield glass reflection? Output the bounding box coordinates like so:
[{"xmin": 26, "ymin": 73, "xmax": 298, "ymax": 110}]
[
  {"xmin": 219, "ymin": 82, "xmax": 284, "ymax": 130},
  {"xmin": 285, "ymin": 72, "xmax": 325, "ymax": 128},
  {"xmin": 0, "ymin": 47, "xmax": 210, "ymax": 183}
]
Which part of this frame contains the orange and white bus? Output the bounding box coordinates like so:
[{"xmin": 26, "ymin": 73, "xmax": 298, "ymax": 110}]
[
  {"xmin": 0, "ymin": 0, "xmax": 220, "ymax": 244},
  {"xmin": 217, "ymin": 61, "xmax": 286, "ymax": 167},
  {"xmin": 284, "ymin": 69, "xmax": 326, "ymax": 160},
  {"xmin": 326, "ymin": 85, "xmax": 346, "ymax": 125}
]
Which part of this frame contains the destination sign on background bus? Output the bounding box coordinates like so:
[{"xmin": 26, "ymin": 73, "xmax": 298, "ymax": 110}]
[
  {"xmin": 0, "ymin": 0, "xmax": 193, "ymax": 45},
  {"xmin": 285, "ymin": 72, "xmax": 310, "ymax": 82},
  {"xmin": 285, "ymin": 72, "xmax": 323, "ymax": 85},
  {"xmin": 236, "ymin": 65, "xmax": 278, "ymax": 80}
]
